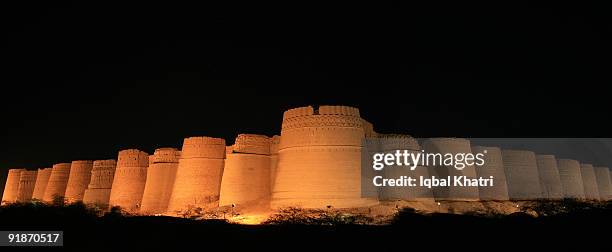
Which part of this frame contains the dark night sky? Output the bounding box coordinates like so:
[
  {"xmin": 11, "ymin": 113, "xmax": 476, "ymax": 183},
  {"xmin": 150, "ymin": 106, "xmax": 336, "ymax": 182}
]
[{"xmin": 1, "ymin": 2, "xmax": 611, "ymax": 177}]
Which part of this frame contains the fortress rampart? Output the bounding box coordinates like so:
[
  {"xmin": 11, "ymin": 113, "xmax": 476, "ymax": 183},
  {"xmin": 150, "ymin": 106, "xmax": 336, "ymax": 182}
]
[
  {"xmin": 83, "ymin": 159, "xmax": 117, "ymax": 206},
  {"xmin": 472, "ymin": 146, "xmax": 509, "ymax": 201},
  {"xmin": 535, "ymin": 155, "xmax": 564, "ymax": 200},
  {"xmin": 140, "ymin": 148, "xmax": 180, "ymax": 214},
  {"xmin": 32, "ymin": 168, "xmax": 52, "ymax": 200},
  {"xmin": 42, "ymin": 163, "xmax": 72, "ymax": 202},
  {"xmin": 16, "ymin": 170, "xmax": 38, "ymax": 202},
  {"xmin": 64, "ymin": 160, "xmax": 94, "ymax": 203},
  {"xmin": 3, "ymin": 104, "xmax": 611, "ymax": 214},
  {"xmin": 2, "ymin": 169, "xmax": 24, "ymax": 204},
  {"xmin": 109, "ymin": 149, "xmax": 149, "ymax": 212},
  {"xmin": 167, "ymin": 137, "xmax": 226, "ymax": 214}
]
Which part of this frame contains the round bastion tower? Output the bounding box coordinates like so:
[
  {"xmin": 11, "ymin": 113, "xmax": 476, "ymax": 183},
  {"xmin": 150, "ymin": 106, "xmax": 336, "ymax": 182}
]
[
  {"xmin": 109, "ymin": 149, "xmax": 149, "ymax": 212},
  {"xmin": 167, "ymin": 137, "xmax": 226, "ymax": 214},
  {"xmin": 82, "ymin": 159, "xmax": 117, "ymax": 207},
  {"xmin": 271, "ymin": 105, "xmax": 379, "ymax": 209}
]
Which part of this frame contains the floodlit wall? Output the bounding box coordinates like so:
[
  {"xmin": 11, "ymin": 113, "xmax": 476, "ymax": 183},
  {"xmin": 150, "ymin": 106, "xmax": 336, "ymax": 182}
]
[
  {"xmin": 557, "ymin": 159, "xmax": 585, "ymax": 199},
  {"xmin": 32, "ymin": 168, "xmax": 52, "ymax": 200},
  {"xmin": 377, "ymin": 134, "xmax": 434, "ymax": 201},
  {"xmin": 83, "ymin": 159, "xmax": 117, "ymax": 206},
  {"xmin": 422, "ymin": 138, "xmax": 480, "ymax": 201},
  {"xmin": 109, "ymin": 149, "xmax": 149, "ymax": 212},
  {"xmin": 535, "ymin": 155, "xmax": 564, "ymax": 199},
  {"xmin": 140, "ymin": 148, "xmax": 180, "ymax": 214},
  {"xmin": 580, "ymin": 164, "xmax": 600, "ymax": 200},
  {"xmin": 64, "ymin": 160, "xmax": 94, "ymax": 203},
  {"xmin": 42, "ymin": 163, "xmax": 72, "ymax": 202},
  {"xmin": 167, "ymin": 137, "xmax": 225, "ymax": 214},
  {"xmin": 271, "ymin": 105, "xmax": 379, "ymax": 209},
  {"xmin": 502, "ymin": 150, "xmax": 542, "ymax": 200},
  {"xmin": 16, "ymin": 170, "xmax": 38, "ymax": 202},
  {"xmin": 2, "ymin": 169, "xmax": 25, "ymax": 203},
  {"xmin": 472, "ymin": 146, "xmax": 509, "ymax": 201}
]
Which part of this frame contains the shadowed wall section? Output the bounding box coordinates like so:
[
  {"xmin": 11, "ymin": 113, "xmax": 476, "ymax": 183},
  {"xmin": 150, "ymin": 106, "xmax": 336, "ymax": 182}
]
[
  {"xmin": 472, "ymin": 146, "xmax": 509, "ymax": 201},
  {"xmin": 140, "ymin": 148, "xmax": 180, "ymax": 214},
  {"xmin": 16, "ymin": 170, "xmax": 37, "ymax": 202},
  {"xmin": 557, "ymin": 159, "xmax": 585, "ymax": 199},
  {"xmin": 422, "ymin": 138, "xmax": 480, "ymax": 201},
  {"xmin": 535, "ymin": 155, "xmax": 564, "ymax": 199},
  {"xmin": 271, "ymin": 105, "xmax": 378, "ymax": 209},
  {"xmin": 502, "ymin": 150, "xmax": 542, "ymax": 200},
  {"xmin": 594, "ymin": 167, "xmax": 611, "ymax": 200},
  {"xmin": 167, "ymin": 137, "xmax": 225, "ymax": 214},
  {"xmin": 42, "ymin": 163, "xmax": 72, "ymax": 202},
  {"xmin": 580, "ymin": 164, "xmax": 600, "ymax": 200},
  {"xmin": 32, "ymin": 168, "xmax": 52, "ymax": 200},
  {"xmin": 109, "ymin": 150, "xmax": 149, "ymax": 212},
  {"xmin": 83, "ymin": 160, "xmax": 117, "ymax": 207},
  {"xmin": 64, "ymin": 160, "xmax": 94, "ymax": 203}
]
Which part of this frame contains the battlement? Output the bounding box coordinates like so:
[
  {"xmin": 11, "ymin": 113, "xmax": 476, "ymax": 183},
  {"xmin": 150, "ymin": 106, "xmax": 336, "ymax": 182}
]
[
  {"xmin": 318, "ymin": 105, "xmax": 360, "ymax": 117},
  {"xmin": 232, "ymin": 134, "xmax": 271, "ymax": 155},
  {"xmin": 181, "ymin": 136, "xmax": 226, "ymax": 159},
  {"xmin": 151, "ymin": 148, "xmax": 181, "ymax": 163},
  {"xmin": 117, "ymin": 149, "xmax": 149, "ymax": 167},
  {"xmin": 375, "ymin": 133, "xmax": 421, "ymax": 151},
  {"xmin": 282, "ymin": 106, "xmax": 314, "ymax": 120},
  {"xmin": 93, "ymin": 159, "xmax": 117, "ymax": 170}
]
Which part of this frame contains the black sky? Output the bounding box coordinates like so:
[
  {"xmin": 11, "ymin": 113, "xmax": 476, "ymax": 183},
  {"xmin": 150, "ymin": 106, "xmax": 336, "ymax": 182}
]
[{"xmin": 1, "ymin": 2, "xmax": 611, "ymax": 174}]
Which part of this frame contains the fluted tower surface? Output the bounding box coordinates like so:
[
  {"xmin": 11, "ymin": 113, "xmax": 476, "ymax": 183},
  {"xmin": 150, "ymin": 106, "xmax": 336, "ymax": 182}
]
[
  {"xmin": 220, "ymin": 134, "xmax": 272, "ymax": 208},
  {"xmin": 32, "ymin": 168, "xmax": 52, "ymax": 200},
  {"xmin": 140, "ymin": 148, "xmax": 181, "ymax": 214},
  {"xmin": 535, "ymin": 155, "xmax": 564, "ymax": 199},
  {"xmin": 83, "ymin": 159, "xmax": 117, "ymax": 206},
  {"xmin": 271, "ymin": 105, "xmax": 379, "ymax": 209},
  {"xmin": 109, "ymin": 149, "xmax": 149, "ymax": 212},
  {"xmin": 377, "ymin": 134, "xmax": 434, "ymax": 201},
  {"xmin": 16, "ymin": 170, "xmax": 37, "ymax": 202},
  {"xmin": 64, "ymin": 160, "xmax": 94, "ymax": 203},
  {"xmin": 557, "ymin": 159, "xmax": 585, "ymax": 199},
  {"xmin": 472, "ymin": 146, "xmax": 509, "ymax": 201},
  {"xmin": 501, "ymin": 150, "xmax": 542, "ymax": 200},
  {"xmin": 2, "ymin": 169, "xmax": 25, "ymax": 203},
  {"xmin": 594, "ymin": 167, "xmax": 611, "ymax": 200},
  {"xmin": 42, "ymin": 163, "xmax": 72, "ymax": 202},
  {"xmin": 580, "ymin": 164, "xmax": 600, "ymax": 200},
  {"xmin": 167, "ymin": 137, "xmax": 226, "ymax": 213},
  {"xmin": 421, "ymin": 138, "xmax": 480, "ymax": 201}
]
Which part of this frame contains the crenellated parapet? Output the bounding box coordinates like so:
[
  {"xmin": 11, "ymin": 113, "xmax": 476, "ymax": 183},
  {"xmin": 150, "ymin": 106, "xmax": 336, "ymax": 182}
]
[
  {"xmin": 232, "ymin": 134, "xmax": 271, "ymax": 155},
  {"xmin": 181, "ymin": 136, "xmax": 226, "ymax": 159},
  {"xmin": 151, "ymin": 148, "xmax": 181, "ymax": 163},
  {"xmin": 117, "ymin": 149, "xmax": 149, "ymax": 167},
  {"xmin": 375, "ymin": 133, "xmax": 420, "ymax": 151}
]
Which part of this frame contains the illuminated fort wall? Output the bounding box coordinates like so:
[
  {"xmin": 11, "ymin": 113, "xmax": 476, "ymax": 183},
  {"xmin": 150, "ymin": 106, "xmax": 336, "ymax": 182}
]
[
  {"xmin": 271, "ymin": 105, "xmax": 378, "ymax": 209},
  {"xmin": 377, "ymin": 134, "xmax": 434, "ymax": 202},
  {"xmin": 502, "ymin": 150, "xmax": 542, "ymax": 200},
  {"xmin": 557, "ymin": 159, "xmax": 585, "ymax": 199},
  {"xmin": 16, "ymin": 170, "xmax": 37, "ymax": 202},
  {"xmin": 42, "ymin": 163, "xmax": 72, "ymax": 202},
  {"xmin": 140, "ymin": 148, "xmax": 180, "ymax": 214},
  {"xmin": 32, "ymin": 168, "xmax": 52, "ymax": 200},
  {"xmin": 535, "ymin": 155, "xmax": 564, "ymax": 199},
  {"xmin": 422, "ymin": 138, "xmax": 480, "ymax": 201},
  {"xmin": 167, "ymin": 137, "xmax": 226, "ymax": 214},
  {"xmin": 472, "ymin": 146, "xmax": 509, "ymax": 201},
  {"xmin": 82, "ymin": 159, "xmax": 117, "ymax": 206},
  {"xmin": 109, "ymin": 149, "xmax": 149, "ymax": 212},
  {"xmin": 64, "ymin": 160, "xmax": 94, "ymax": 203},
  {"xmin": 580, "ymin": 164, "xmax": 600, "ymax": 200},
  {"xmin": 2, "ymin": 169, "xmax": 24, "ymax": 203},
  {"xmin": 220, "ymin": 134, "xmax": 272, "ymax": 209}
]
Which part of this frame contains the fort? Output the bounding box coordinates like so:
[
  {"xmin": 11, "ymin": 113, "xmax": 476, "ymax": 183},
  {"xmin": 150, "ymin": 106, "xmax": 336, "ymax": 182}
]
[{"xmin": 2, "ymin": 105, "xmax": 611, "ymax": 218}]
